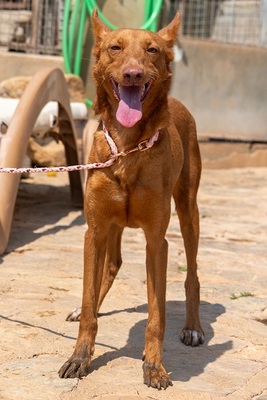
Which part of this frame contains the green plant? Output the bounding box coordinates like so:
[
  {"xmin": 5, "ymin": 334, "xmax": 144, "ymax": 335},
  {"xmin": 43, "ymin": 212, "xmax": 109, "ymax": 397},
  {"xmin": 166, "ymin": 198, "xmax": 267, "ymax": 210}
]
[{"xmin": 230, "ymin": 292, "xmax": 254, "ymax": 300}]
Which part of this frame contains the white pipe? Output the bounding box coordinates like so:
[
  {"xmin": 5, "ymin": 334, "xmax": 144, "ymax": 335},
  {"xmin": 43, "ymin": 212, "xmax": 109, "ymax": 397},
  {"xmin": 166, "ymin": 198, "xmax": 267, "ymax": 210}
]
[{"xmin": 0, "ymin": 98, "xmax": 88, "ymax": 137}]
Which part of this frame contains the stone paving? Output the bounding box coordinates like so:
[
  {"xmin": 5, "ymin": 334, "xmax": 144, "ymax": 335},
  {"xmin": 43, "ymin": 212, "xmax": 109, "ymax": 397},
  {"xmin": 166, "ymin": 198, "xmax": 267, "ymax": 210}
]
[{"xmin": 0, "ymin": 167, "xmax": 266, "ymax": 400}]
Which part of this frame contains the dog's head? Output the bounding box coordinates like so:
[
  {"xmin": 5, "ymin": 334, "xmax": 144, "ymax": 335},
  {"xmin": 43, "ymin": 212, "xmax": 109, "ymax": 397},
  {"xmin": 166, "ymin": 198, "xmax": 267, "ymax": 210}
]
[{"xmin": 91, "ymin": 9, "xmax": 180, "ymax": 128}]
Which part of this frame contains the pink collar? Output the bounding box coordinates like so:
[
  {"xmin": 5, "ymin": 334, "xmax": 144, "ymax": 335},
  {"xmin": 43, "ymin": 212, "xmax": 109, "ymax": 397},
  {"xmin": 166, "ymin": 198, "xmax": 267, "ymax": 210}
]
[{"xmin": 102, "ymin": 121, "xmax": 159, "ymax": 158}]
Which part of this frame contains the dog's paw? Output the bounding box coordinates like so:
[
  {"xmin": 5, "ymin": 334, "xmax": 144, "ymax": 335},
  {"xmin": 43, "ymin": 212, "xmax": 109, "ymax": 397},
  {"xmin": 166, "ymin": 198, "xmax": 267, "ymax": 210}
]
[
  {"xmin": 143, "ymin": 362, "xmax": 172, "ymax": 390},
  {"xmin": 58, "ymin": 354, "xmax": 90, "ymax": 379},
  {"xmin": 66, "ymin": 307, "xmax": 81, "ymax": 322},
  {"xmin": 180, "ymin": 328, "xmax": 205, "ymax": 346}
]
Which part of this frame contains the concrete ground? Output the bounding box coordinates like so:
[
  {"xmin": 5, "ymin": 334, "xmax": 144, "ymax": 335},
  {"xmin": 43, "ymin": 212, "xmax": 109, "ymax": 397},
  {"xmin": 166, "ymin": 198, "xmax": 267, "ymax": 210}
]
[{"xmin": 0, "ymin": 162, "xmax": 266, "ymax": 400}]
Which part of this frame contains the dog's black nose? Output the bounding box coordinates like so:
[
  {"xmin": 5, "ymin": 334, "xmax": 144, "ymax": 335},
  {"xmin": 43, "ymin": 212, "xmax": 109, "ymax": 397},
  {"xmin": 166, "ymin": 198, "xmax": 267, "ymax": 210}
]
[{"xmin": 123, "ymin": 67, "xmax": 144, "ymax": 84}]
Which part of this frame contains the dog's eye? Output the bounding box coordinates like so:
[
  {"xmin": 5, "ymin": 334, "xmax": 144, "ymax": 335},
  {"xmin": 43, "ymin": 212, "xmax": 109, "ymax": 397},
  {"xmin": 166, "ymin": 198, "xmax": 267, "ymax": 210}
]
[
  {"xmin": 147, "ymin": 47, "xmax": 158, "ymax": 54},
  {"xmin": 110, "ymin": 45, "xmax": 122, "ymax": 51}
]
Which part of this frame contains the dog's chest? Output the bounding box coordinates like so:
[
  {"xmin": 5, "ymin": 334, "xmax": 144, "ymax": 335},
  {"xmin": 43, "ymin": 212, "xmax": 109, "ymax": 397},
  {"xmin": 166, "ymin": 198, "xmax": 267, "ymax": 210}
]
[
  {"xmin": 107, "ymin": 164, "xmax": 151, "ymax": 228},
  {"xmin": 88, "ymin": 146, "xmax": 172, "ymax": 229},
  {"xmin": 112, "ymin": 169, "xmax": 136, "ymax": 223}
]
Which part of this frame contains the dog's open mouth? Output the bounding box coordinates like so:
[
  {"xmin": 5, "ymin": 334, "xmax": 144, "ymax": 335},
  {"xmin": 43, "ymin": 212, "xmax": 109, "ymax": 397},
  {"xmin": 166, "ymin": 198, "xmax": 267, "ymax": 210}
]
[{"xmin": 111, "ymin": 78, "xmax": 153, "ymax": 128}]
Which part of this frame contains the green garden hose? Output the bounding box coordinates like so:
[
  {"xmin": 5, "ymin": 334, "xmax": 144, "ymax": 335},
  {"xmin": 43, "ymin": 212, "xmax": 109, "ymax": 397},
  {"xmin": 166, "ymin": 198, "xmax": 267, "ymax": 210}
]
[{"xmin": 63, "ymin": 0, "xmax": 164, "ymax": 107}]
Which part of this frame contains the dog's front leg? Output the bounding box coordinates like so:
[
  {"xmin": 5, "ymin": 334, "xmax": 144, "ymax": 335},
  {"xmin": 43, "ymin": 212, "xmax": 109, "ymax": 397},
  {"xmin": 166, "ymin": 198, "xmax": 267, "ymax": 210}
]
[
  {"xmin": 142, "ymin": 236, "xmax": 172, "ymax": 390},
  {"xmin": 59, "ymin": 228, "xmax": 106, "ymax": 379}
]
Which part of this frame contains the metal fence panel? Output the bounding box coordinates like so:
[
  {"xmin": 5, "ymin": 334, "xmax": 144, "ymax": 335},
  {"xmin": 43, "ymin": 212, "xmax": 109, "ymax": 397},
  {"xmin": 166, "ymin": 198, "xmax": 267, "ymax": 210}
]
[
  {"xmin": 175, "ymin": 0, "xmax": 267, "ymax": 48},
  {"xmin": 0, "ymin": 0, "xmax": 266, "ymax": 56},
  {"xmin": 0, "ymin": 0, "xmax": 63, "ymax": 55}
]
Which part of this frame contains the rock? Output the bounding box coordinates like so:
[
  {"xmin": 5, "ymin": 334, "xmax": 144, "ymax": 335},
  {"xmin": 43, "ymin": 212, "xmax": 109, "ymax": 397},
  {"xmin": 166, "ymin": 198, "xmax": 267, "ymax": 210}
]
[{"xmin": 0, "ymin": 73, "xmax": 85, "ymax": 102}]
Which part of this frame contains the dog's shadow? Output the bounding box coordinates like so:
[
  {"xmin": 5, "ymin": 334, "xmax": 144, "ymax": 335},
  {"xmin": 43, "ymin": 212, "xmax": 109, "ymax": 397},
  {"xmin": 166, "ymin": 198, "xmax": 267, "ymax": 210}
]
[{"xmin": 91, "ymin": 300, "xmax": 231, "ymax": 382}]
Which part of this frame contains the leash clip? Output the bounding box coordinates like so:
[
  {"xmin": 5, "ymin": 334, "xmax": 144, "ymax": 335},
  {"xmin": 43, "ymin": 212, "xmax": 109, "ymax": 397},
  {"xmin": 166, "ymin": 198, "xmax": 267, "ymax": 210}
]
[{"xmin": 138, "ymin": 140, "xmax": 150, "ymax": 152}]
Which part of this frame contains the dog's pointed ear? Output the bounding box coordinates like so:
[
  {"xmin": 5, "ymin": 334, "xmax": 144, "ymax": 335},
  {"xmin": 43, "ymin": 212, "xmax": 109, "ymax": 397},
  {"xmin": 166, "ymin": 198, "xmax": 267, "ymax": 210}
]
[
  {"xmin": 91, "ymin": 8, "xmax": 111, "ymax": 44},
  {"xmin": 157, "ymin": 13, "xmax": 180, "ymax": 47}
]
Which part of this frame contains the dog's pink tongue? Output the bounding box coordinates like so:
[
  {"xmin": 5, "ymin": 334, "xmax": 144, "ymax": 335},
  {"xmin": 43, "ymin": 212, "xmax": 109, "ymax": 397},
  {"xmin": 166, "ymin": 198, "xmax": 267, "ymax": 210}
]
[{"xmin": 116, "ymin": 85, "xmax": 142, "ymax": 128}]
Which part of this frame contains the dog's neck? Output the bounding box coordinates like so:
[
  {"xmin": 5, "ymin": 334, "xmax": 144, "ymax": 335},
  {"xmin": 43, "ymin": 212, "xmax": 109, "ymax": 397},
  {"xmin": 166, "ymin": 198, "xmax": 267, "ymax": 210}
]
[{"xmin": 102, "ymin": 120, "xmax": 160, "ymax": 157}]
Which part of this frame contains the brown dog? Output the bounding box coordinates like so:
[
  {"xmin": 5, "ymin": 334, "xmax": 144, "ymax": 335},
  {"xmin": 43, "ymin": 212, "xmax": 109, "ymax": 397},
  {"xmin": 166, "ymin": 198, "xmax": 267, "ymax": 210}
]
[{"xmin": 59, "ymin": 9, "xmax": 204, "ymax": 389}]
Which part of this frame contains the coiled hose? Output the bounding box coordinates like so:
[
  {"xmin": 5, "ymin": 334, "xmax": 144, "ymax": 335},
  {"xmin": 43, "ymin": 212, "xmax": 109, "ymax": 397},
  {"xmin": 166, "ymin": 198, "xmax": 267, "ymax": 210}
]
[{"xmin": 62, "ymin": 0, "xmax": 164, "ymax": 107}]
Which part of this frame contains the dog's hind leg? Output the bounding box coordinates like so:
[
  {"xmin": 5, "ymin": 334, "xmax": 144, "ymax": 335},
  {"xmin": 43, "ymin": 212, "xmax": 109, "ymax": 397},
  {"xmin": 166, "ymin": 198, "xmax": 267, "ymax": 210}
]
[
  {"xmin": 173, "ymin": 161, "xmax": 204, "ymax": 347},
  {"xmin": 97, "ymin": 224, "xmax": 123, "ymax": 311},
  {"xmin": 65, "ymin": 224, "xmax": 123, "ymax": 322}
]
